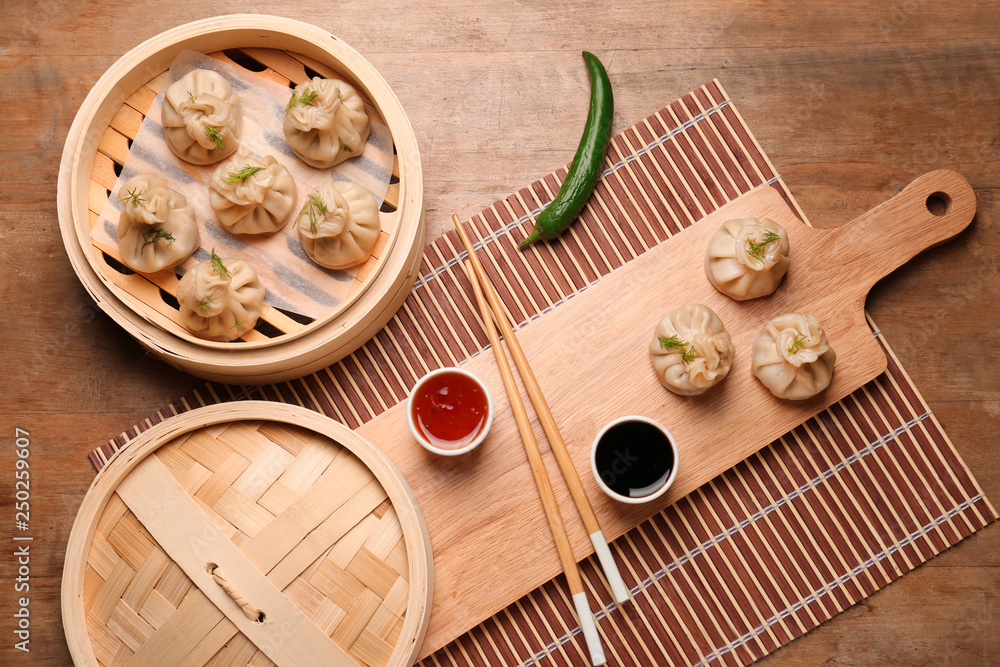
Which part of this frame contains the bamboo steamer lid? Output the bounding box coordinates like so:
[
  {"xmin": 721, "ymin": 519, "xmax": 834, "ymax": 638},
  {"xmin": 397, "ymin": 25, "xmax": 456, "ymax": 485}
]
[
  {"xmin": 57, "ymin": 15, "xmax": 425, "ymax": 384},
  {"xmin": 62, "ymin": 402, "xmax": 433, "ymax": 667}
]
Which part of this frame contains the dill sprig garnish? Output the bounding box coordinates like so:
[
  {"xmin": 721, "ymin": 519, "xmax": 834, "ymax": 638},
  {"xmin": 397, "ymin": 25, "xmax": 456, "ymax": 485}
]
[
  {"xmin": 787, "ymin": 332, "xmax": 808, "ymax": 355},
  {"xmin": 339, "ymin": 139, "xmax": 353, "ymax": 154},
  {"xmin": 197, "ymin": 297, "xmax": 212, "ymax": 311},
  {"xmin": 658, "ymin": 335, "xmax": 685, "ymax": 350},
  {"xmin": 287, "ymin": 87, "xmax": 319, "ymax": 110},
  {"xmin": 119, "ymin": 187, "xmax": 145, "ymax": 208},
  {"xmin": 210, "ymin": 249, "xmax": 230, "ymax": 280},
  {"xmin": 224, "ymin": 165, "xmax": 266, "ymax": 184},
  {"xmin": 141, "ymin": 228, "xmax": 175, "ymax": 250},
  {"xmin": 187, "ymin": 90, "xmax": 197, "ymax": 104},
  {"xmin": 746, "ymin": 230, "xmax": 781, "ymax": 261},
  {"xmin": 659, "ymin": 334, "xmax": 698, "ymax": 363},
  {"xmin": 203, "ymin": 123, "xmax": 225, "ymax": 149},
  {"xmin": 305, "ymin": 194, "xmax": 328, "ymax": 233}
]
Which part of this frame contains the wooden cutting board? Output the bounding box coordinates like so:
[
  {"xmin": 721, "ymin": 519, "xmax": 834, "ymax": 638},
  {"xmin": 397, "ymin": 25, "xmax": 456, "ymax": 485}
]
[{"xmin": 357, "ymin": 169, "xmax": 973, "ymax": 657}]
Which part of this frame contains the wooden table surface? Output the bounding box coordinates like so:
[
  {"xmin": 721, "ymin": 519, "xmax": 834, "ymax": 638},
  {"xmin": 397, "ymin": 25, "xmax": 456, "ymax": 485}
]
[{"xmin": 2, "ymin": 1, "xmax": 997, "ymax": 664}]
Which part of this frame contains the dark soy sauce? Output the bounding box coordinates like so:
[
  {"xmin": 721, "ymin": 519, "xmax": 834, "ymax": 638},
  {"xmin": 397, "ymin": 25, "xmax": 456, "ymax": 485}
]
[{"xmin": 594, "ymin": 420, "xmax": 674, "ymax": 498}]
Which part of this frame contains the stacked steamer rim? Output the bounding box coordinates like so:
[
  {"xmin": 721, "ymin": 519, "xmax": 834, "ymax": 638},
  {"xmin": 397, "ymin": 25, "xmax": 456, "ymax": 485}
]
[{"xmin": 57, "ymin": 15, "xmax": 425, "ymax": 384}]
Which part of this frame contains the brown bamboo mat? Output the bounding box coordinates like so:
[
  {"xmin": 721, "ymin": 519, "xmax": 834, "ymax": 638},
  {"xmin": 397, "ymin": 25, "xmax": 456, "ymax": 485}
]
[{"xmin": 88, "ymin": 79, "xmax": 996, "ymax": 666}]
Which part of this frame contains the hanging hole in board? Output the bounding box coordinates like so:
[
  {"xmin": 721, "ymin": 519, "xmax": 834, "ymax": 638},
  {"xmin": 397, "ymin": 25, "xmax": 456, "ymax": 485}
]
[
  {"xmin": 925, "ymin": 192, "xmax": 952, "ymax": 217},
  {"xmin": 256, "ymin": 612, "xmax": 266, "ymax": 623}
]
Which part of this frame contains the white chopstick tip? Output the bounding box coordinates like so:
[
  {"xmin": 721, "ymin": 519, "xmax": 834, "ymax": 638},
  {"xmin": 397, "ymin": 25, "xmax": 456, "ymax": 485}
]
[
  {"xmin": 573, "ymin": 591, "xmax": 606, "ymax": 666},
  {"xmin": 590, "ymin": 531, "xmax": 630, "ymax": 604}
]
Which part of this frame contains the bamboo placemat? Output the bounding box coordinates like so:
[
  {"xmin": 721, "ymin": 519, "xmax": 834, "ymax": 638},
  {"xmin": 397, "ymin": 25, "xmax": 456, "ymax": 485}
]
[{"xmin": 88, "ymin": 79, "xmax": 996, "ymax": 666}]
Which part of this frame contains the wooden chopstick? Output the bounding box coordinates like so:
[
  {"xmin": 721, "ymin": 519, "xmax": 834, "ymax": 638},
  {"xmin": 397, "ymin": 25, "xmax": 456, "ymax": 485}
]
[
  {"xmin": 452, "ymin": 215, "xmax": 630, "ymax": 604},
  {"xmin": 461, "ymin": 257, "xmax": 605, "ymax": 667}
]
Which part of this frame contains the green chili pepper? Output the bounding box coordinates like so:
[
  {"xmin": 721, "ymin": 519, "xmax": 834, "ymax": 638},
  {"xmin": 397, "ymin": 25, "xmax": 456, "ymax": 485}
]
[{"xmin": 519, "ymin": 51, "xmax": 613, "ymax": 249}]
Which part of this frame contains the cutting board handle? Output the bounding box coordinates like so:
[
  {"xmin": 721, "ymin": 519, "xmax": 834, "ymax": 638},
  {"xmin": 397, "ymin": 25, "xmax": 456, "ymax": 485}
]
[{"xmin": 827, "ymin": 169, "xmax": 977, "ymax": 293}]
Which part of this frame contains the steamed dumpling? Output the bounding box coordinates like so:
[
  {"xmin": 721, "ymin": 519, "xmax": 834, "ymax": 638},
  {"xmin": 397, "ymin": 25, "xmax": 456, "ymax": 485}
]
[
  {"xmin": 649, "ymin": 304, "xmax": 735, "ymax": 396},
  {"xmin": 162, "ymin": 69, "xmax": 242, "ymax": 165},
  {"xmin": 177, "ymin": 252, "xmax": 265, "ymax": 341},
  {"xmin": 116, "ymin": 173, "xmax": 200, "ymax": 273},
  {"xmin": 705, "ymin": 217, "xmax": 790, "ymax": 301},
  {"xmin": 283, "ymin": 77, "xmax": 370, "ymax": 168},
  {"xmin": 751, "ymin": 313, "xmax": 835, "ymax": 400},
  {"xmin": 296, "ymin": 181, "xmax": 381, "ymax": 270},
  {"xmin": 209, "ymin": 154, "xmax": 297, "ymax": 235}
]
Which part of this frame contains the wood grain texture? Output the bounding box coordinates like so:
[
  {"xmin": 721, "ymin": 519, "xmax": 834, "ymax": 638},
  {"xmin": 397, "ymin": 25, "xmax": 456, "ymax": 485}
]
[
  {"xmin": 340, "ymin": 174, "xmax": 973, "ymax": 657},
  {"xmin": 1, "ymin": 1, "xmax": 998, "ymax": 665}
]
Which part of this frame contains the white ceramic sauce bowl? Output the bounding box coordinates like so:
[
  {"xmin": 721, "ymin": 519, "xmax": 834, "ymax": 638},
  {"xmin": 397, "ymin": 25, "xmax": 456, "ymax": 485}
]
[
  {"xmin": 590, "ymin": 415, "xmax": 679, "ymax": 504},
  {"xmin": 407, "ymin": 367, "xmax": 493, "ymax": 456}
]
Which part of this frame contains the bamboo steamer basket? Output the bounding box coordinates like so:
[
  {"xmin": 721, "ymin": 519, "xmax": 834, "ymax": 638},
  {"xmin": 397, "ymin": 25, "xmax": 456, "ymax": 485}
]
[
  {"xmin": 62, "ymin": 401, "xmax": 434, "ymax": 667},
  {"xmin": 57, "ymin": 15, "xmax": 425, "ymax": 384}
]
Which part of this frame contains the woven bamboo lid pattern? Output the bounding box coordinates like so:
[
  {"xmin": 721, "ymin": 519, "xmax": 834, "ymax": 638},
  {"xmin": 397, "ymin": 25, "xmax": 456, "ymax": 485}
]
[{"xmin": 63, "ymin": 402, "xmax": 433, "ymax": 666}]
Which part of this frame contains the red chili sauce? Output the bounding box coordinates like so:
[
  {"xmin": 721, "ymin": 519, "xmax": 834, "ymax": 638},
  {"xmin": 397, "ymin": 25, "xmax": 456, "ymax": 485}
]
[{"xmin": 411, "ymin": 371, "xmax": 489, "ymax": 450}]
